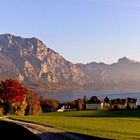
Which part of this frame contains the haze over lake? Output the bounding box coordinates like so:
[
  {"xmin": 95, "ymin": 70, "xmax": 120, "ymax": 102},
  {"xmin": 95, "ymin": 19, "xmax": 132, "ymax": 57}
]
[{"xmin": 39, "ymin": 90, "xmax": 140, "ymax": 104}]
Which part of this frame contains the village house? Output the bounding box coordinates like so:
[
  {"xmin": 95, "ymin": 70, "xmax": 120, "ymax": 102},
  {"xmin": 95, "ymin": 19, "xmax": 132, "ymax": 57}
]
[
  {"xmin": 57, "ymin": 105, "xmax": 76, "ymax": 112},
  {"xmin": 86, "ymin": 96, "xmax": 101, "ymax": 110},
  {"xmin": 126, "ymin": 98, "xmax": 138, "ymax": 109},
  {"xmin": 57, "ymin": 106, "xmax": 65, "ymax": 112},
  {"xmin": 111, "ymin": 98, "xmax": 138, "ymax": 110},
  {"xmin": 111, "ymin": 98, "xmax": 126, "ymax": 110}
]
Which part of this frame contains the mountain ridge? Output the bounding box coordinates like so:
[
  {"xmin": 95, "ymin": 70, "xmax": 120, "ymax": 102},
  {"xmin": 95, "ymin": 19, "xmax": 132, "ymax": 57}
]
[
  {"xmin": 0, "ymin": 33, "xmax": 140, "ymax": 93},
  {"xmin": 0, "ymin": 33, "xmax": 88, "ymax": 92},
  {"xmin": 76, "ymin": 57, "xmax": 140, "ymax": 90},
  {"xmin": 77, "ymin": 56, "xmax": 139, "ymax": 66}
]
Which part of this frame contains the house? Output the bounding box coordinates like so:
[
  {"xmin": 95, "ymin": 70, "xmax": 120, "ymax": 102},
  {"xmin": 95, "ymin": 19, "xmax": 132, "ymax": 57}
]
[
  {"xmin": 57, "ymin": 105, "xmax": 76, "ymax": 112},
  {"xmin": 64, "ymin": 105, "xmax": 76, "ymax": 111},
  {"xmin": 111, "ymin": 98, "xmax": 126, "ymax": 110},
  {"xmin": 86, "ymin": 96, "xmax": 101, "ymax": 110},
  {"xmin": 111, "ymin": 98, "xmax": 138, "ymax": 110},
  {"xmin": 126, "ymin": 98, "xmax": 138, "ymax": 109},
  {"xmin": 57, "ymin": 109, "xmax": 64, "ymax": 112},
  {"xmin": 57, "ymin": 106, "xmax": 65, "ymax": 112}
]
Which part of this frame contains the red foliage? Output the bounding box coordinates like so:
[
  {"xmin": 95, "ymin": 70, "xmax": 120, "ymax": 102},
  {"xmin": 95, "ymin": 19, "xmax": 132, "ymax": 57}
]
[{"xmin": 0, "ymin": 79, "xmax": 27, "ymax": 103}]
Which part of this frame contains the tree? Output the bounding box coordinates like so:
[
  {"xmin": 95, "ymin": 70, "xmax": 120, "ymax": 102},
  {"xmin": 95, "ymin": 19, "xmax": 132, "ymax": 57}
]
[
  {"xmin": 74, "ymin": 99, "xmax": 84, "ymax": 110},
  {"xmin": 0, "ymin": 79, "xmax": 26, "ymax": 103},
  {"xmin": 0, "ymin": 79, "xmax": 27, "ymax": 114},
  {"xmin": 90, "ymin": 96, "xmax": 100, "ymax": 103},
  {"xmin": 41, "ymin": 98, "xmax": 60, "ymax": 112},
  {"xmin": 39, "ymin": 96, "xmax": 45, "ymax": 103},
  {"xmin": 83, "ymin": 96, "xmax": 88, "ymax": 104},
  {"xmin": 25, "ymin": 90, "xmax": 42, "ymax": 115},
  {"xmin": 0, "ymin": 79, "xmax": 42, "ymax": 115},
  {"xmin": 15, "ymin": 99, "xmax": 27, "ymax": 116},
  {"xmin": 104, "ymin": 97, "xmax": 110, "ymax": 103},
  {"xmin": 0, "ymin": 98, "xmax": 3, "ymax": 115}
]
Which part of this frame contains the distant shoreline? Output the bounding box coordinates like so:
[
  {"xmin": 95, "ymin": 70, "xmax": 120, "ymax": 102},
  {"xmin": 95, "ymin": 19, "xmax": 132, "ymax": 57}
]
[{"xmin": 39, "ymin": 89, "xmax": 140, "ymax": 104}]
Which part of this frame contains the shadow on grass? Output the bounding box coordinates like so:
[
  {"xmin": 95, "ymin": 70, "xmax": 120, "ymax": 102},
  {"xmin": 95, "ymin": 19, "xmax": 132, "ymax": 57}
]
[
  {"xmin": 0, "ymin": 121, "xmax": 41, "ymax": 140},
  {"xmin": 0, "ymin": 120, "xmax": 113, "ymax": 140},
  {"xmin": 66, "ymin": 110, "xmax": 140, "ymax": 118}
]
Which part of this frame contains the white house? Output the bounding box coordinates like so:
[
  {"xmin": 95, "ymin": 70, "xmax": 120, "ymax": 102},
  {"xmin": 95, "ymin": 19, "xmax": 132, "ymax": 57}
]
[
  {"xmin": 86, "ymin": 96, "xmax": 101, "ymax": 110},
  {"xmin": 57, "ymin": 106, "xmax": 65, "ymax": 112},
  {"xmin": 86, "ymin": 103, "xmax": 101, "ymax": 110}
]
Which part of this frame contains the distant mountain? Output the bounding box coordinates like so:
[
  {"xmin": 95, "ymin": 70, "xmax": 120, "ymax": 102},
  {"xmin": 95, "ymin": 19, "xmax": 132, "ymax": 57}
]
[
  {"xmin": 1, "ymin": 33, "xmax": 140, "ymax": 93},
  {"xmin": 0, "ymin": 34, "xmax": 88, "ymax": 92},
  {"xmin": 76, "ymin": 57, "xmax": 140, "ymax": 90}
]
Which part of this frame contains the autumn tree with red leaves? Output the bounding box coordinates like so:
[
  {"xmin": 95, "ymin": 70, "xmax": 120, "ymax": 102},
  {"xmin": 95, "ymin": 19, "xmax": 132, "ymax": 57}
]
[
  {"xmin": 0, "ymin": 79, "xmax": 26, "ymax": 103},
  {"xmin": 0, "ymin": 79, "xmax": 42, "ymax": 115}
]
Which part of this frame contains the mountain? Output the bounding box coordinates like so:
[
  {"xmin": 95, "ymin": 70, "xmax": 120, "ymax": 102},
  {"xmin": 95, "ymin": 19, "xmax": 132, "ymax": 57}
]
[
  {"xmin": 1, "ymin": 33, "xmax": 140, "ymax": 92},
  {"xmin": 0, "ymin": 34, "xmax": 88, "ymax": 92},
  {"xmin": 76, "ymin": 57, "xmax": 140, "ymax": 90}
]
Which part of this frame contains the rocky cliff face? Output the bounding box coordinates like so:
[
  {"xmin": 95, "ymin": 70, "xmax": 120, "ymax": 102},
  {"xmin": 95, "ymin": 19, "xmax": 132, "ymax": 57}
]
[
  {"xmin": 1, "ymin": 33, "xmax": 140, "ymax": 92},
  {"xmin": 76, "ymin": 57, "xmax": 140, "ymax": 90},
  {"xmin": 0, "ymin": 34, "xmax": 88, "ymax": 92}
]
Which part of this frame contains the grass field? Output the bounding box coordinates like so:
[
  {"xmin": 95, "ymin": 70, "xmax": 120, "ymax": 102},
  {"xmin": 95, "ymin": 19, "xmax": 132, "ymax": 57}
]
[{"xmin": 11, "ymin": 110, "xmax": 140, "ymax": 140}]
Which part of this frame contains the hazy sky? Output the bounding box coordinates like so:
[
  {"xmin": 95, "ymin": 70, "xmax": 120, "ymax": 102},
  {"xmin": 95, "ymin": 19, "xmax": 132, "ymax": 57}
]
[{"xmin": 1, "ymin": 0, "xmax": 140, "ymax": 64}]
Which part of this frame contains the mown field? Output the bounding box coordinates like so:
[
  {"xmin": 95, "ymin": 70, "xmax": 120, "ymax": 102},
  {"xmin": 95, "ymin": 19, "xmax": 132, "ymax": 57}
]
[{"xmin": 11, "ymin": 110, "xmax": 140, "ymax": 140}]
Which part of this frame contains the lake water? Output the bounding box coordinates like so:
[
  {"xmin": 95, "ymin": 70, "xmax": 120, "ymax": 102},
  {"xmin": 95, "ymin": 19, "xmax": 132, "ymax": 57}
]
[{"xmin": 39, "ymin": 90, "xmax": 140, "ymax": 104}]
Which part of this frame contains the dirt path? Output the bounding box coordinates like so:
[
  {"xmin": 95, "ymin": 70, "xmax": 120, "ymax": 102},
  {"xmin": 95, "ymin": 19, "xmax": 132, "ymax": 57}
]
[
  {"xmin": 1, "ymin": 117, "xmax": 84, "ymax": 140},
  {"xmin": 1, "ymin": 116, "xmax": 110, "ymax": 140},
  {"xmin": 2, "ymin": 116, "xmax": 73, "ymax": 140}
]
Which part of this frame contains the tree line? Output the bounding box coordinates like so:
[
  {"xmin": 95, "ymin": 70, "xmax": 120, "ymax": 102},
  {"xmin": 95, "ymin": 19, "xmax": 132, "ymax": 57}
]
[
  {"xmin": 1, "ymin": 79, "xmax": 139, "ymax": 116},
  {"xmin": 0, "ymin": 79, "xmax": 88, "ymax": 115}
]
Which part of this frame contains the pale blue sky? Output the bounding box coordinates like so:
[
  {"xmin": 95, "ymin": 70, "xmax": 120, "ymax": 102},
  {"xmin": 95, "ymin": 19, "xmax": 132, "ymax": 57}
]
[{"xmin": 1, "ymin": 0, "xmax": 140, "ymax": 64}]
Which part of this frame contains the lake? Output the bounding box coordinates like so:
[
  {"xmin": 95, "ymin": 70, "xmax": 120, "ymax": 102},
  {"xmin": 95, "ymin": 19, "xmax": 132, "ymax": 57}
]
[{"xmin": 39, "ymin": 90, "xmax": 140, "ymax": 104}]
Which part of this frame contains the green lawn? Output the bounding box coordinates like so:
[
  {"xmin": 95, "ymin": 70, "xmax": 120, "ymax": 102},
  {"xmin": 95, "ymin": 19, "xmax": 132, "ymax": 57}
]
[{"xmin": 11, "ymin": 110, "xmax": 140, "ymax": 140}]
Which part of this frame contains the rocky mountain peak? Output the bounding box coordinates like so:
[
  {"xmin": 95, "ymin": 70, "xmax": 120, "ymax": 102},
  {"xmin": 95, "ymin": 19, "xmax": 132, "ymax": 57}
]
[
  {"xmin": 0, "ymin": 33, "xmax": 88, "ymax": 92},
  {"xmin": 117, "ymin": 57, "xmax": 135, "ymax": 64},
  {"xmin": 0, "ymin": 34, "xmax": 49, "ymax": 60},
  {"xmin": 1, "ymin": 33, "xmax": 140, "ymax": 92}
]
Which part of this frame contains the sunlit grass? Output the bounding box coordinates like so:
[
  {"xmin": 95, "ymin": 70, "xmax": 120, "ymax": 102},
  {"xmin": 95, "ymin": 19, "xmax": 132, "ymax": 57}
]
[{"xmin": 11, "ymin": 110, "xmax": 140, "ymax": 140}]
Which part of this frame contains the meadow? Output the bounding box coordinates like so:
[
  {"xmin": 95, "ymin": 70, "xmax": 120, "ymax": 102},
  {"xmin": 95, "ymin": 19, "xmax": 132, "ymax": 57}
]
[{"xmin": 11, "ymin": 110, "xmax": 140, "ymax": 140}]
